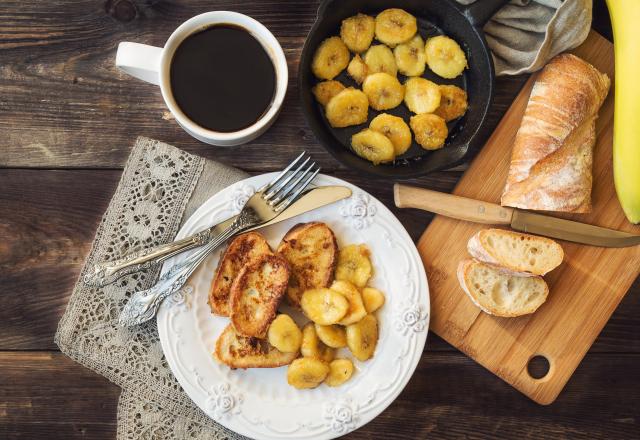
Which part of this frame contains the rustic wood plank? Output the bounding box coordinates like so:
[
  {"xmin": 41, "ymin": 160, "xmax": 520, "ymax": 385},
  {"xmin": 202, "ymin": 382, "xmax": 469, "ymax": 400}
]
[
  {"xmin": 1, "ymin": 351, "xmax": 638, "ymax": 440},
  {"xmin": 0, "ymin": 0, "xmax": 527, "ymax": 169}
]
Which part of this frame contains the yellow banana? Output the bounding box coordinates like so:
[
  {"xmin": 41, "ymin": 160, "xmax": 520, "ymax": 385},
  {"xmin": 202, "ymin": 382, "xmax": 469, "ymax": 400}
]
[{"xmin": 607, "ymin": 0, "xmax": 640, "ymax": 223}]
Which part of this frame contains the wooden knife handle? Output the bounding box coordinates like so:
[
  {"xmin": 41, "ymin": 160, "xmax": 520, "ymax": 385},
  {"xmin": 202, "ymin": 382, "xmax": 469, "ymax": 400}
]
[{"xmin": 394, "ymin": 184, "xmax": 514, "ymax": 225}]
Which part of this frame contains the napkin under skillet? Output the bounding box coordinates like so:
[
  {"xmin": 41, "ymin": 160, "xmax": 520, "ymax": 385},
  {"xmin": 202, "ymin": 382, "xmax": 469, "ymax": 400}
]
[{"xmin": 55, "ymin": 137, "xmax": 248, "ymax": 440}]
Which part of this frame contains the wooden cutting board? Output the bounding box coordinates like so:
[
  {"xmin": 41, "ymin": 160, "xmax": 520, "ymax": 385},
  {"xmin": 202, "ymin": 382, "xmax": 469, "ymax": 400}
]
[{"xmin": 417, "ymin": 31, "xmax": 640, "ymax": 405}]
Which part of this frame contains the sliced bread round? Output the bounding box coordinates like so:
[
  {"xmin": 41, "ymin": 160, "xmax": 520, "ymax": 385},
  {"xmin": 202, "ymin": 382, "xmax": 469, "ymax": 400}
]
[
  {"xmin": 467, "ymin": 229, "xmax": 563, "ymax": 276},
  {"xmin": 457, "ymin": 259, "xmax": 549, "ymax": 317}
]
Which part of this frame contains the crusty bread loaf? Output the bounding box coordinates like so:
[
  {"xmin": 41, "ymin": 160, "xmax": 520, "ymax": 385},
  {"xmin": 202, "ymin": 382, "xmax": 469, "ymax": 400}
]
[
  {"xmin": 501, "ymin": 53, "xmax": 610, "ymax": 212},
  {"xmin": 209, "ymin": 232, "xmax": 272, "ymax": 316},
  {"xmin": 214, "ymin": 324, "xmax": 297, "ymax": 369},
  {"xmin": 468, "ymin": 229, "xmax": 563, "ymax": 276},
  {"xmin": 277, "ymin": 222, "xmax": 338, "ymax": 307},
  {"xmin": 229, "ymin": 254, "xmax": 290, "ymax": 338},
  {"xmin": 457, "ymin": 259, "xmax": 549, "ymax": 317}
]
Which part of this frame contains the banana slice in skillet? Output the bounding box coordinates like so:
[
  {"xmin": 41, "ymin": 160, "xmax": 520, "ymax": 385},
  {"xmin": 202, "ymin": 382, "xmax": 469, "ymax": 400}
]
[
  {"xmin": 347, "ymin": 54, "xmax": 369, "ymax": 84},
  {"xmin": 394, "ymin": 35, "xmax": 426, "ymax": 77},
  {"xmin": 425, "ymin": 35, "xmax": 468, "ymax": 79},
  {"xmin": 374, "ymin": 8, "xmax": 417, "ymax": 47},
  {"xmin": 312, "ymin": 36, "xmax": 350, "ymax": 80},
  {"xmin": 410, "ymin": 113, "xmax": 448, "ymax": 150},
  {"xmin": 433, "ymin": 84, "xmax": 468, "ymax": 121},
  {"xmin": 369, "ymin": 113, "xmax": 412, "ymax": 155},
  {"xmin": 363, "ymin": 44, "xmax": 398, "ymax": 76},
  {"xmin": 325, "ymin": 88, "xmax": 369, "ymax": 128},
  {"xmin": 351, "ymin": 129, "xmax": 396, "ymax": 165},
  {"xmin": 312, "ymin": 80, "xmax": 346, "ymax": 107},
  {"xmin": 404, "ymin": 77, "xmax": 441, "ymax": 114},
  {"xmin": 340, "ymin": 13, "xmax": 375, "ymax": 53},
  {"xmin": 362, "ymin": 72, "xmax": 404, "ymax": 111}
]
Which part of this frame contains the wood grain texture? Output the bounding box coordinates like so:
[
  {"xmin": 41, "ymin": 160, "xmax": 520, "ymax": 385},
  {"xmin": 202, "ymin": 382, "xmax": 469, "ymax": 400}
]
[
  {"xmin": 1, "ymin": 351, "xmax": 638, "ymax": 440},
  {"xmin": 418, "ymin": 31, "xmax": 640, "ymax": 405}
]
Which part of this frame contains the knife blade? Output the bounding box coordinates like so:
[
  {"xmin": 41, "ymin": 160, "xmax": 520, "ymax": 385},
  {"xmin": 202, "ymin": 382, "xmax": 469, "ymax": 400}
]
[
  {"xmin": 85, "ymin": 185, "xmax": 352, "ymax": 286},
  {"xmin": 394, "ymin": 184, "xmax": 640, "ymax": 248}
]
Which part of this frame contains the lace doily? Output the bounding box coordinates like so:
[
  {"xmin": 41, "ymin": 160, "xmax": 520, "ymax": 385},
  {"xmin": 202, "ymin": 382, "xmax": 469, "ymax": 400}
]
[{"xmin": 55, "ymin": 137, "xmax": 246, "ymax": 439}]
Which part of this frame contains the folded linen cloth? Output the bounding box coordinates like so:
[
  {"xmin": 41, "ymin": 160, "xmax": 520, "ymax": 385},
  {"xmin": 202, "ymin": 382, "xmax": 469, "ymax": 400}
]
[
  {"xmin": 456, "ymin": 0, "xmax": 592, "ymax": 75},
  {"xmin": 55, "ymin": 137, "xmax": 248, "ymax": 440}
]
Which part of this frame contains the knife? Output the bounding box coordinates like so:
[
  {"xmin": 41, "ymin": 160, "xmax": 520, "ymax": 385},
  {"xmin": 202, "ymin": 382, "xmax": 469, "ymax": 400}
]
[
  {"xmin": 85, "ymin": 185, "xmax": 352, "ymax": 287},
  {"xmin": 394, "ymin": 184, "xmax": 640, "ymax": 248}
]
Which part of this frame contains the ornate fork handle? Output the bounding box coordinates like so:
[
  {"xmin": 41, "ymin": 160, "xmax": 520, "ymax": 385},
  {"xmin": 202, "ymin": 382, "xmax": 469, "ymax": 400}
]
[
  {"xmin": 118, "ymin": 208, "xmax": 260, "ymax": 326},
  {"xmin": 84, "ymin": 227, "xmax": 218, "ymax": 287}
]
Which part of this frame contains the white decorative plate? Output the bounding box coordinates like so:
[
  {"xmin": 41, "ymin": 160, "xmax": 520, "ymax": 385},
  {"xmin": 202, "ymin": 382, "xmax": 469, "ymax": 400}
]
[{"xmin": 157, "ymin": 173, "xmax": 429, "ymax": 440}]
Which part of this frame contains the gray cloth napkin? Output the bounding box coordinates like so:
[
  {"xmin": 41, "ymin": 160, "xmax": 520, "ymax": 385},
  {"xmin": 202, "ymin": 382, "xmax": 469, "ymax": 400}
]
[
  {"xmin": 55, "ymin": 137, "xmax": 249, "ymax": 440},
  {"xmin": 457, "ymin": 0, "xmax": 592, "ymax": 75}
]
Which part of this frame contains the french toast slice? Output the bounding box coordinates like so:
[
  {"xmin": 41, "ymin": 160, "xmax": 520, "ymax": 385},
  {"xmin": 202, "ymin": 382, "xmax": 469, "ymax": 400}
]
[
  {"xmin": 214, "ymin": 324, "xmax": 297, "ymax": 369},
  {"xmin": 276, "ymin": 222, "xmax": 338, "ymax": 307},
  {"xmin": 229, "ymin": 253, "xmax": 290, "ymax": 338},
  {"xmin": 209, "ymin": 232, "xmax": 272, "ymax": 316}
]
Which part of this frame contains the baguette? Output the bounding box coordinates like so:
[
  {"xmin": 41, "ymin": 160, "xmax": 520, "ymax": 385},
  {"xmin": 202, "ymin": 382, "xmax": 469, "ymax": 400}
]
[
  {"xmin": 457, "ymin": 259, "xmax": 549, "ymax": 317},
  {"xmin": 468, "ymin": 229, "xmax": 563, "ymax": 276},
  {"xmin": 214, "ymin": 324, "xmax": 297, "ymax": 369},
  {"xmin": 501, "ymin": 53, "xmax": 610, "ymax": 212}
]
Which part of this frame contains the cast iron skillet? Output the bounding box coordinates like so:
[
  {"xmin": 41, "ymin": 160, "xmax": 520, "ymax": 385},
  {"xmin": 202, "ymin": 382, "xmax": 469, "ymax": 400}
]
[{"xmin": 299, "ymin": 0, "xmax": 510, "ymax": 178}]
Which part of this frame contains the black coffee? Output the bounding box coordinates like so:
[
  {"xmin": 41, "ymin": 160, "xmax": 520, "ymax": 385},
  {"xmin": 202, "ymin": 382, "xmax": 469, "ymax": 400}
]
[{"xmin": 170, "ymin": 25, "xmax": 276, "ymax": 133}]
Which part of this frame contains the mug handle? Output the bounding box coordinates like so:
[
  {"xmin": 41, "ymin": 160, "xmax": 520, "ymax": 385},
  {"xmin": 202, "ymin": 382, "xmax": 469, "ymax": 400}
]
[{"xmin": 115, "ymin": 42, "xmax": 163, "ymax": 85}]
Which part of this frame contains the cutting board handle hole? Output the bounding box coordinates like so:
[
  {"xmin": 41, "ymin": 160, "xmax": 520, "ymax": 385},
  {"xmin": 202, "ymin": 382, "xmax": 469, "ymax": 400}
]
[{"xmin": 527, "ymin": 355, "xmax": 551, "ymax": 380}]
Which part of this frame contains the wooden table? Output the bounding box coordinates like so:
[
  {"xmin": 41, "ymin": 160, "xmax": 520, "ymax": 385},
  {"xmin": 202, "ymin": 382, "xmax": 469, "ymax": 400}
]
[{"xmin": 1, "ymin": 1, "xmax": 637, "ymax": 438}]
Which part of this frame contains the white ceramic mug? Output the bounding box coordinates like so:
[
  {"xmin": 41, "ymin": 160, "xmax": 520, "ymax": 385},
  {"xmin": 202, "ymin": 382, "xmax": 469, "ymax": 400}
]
[{"xmin": 116, "ymin": 11, "xmax": 288, "ymax": 146}]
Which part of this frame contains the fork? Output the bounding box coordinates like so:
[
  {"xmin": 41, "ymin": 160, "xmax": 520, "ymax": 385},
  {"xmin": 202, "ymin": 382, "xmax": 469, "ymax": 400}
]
[{"xmin": 118, "ymin": 152, "xmax": 319, "ymax": 327}]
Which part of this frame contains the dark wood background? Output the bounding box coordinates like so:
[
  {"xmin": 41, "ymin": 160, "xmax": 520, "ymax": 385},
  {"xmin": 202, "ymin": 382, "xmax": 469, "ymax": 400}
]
[{"xmin": 1, "ymin": 1, "xmax": 637, "ymax": 439}]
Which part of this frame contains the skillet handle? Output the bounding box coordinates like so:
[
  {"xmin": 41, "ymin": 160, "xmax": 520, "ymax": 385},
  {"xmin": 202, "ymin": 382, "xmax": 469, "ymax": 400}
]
[{"xmin": 460, "ymin": 0, "xmax": 511, "ymax": 27}]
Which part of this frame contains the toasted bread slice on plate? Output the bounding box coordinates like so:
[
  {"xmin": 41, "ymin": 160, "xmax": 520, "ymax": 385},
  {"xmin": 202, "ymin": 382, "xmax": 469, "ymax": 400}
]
[
  {"xmin": 277, "ymin": 222, "xmax": 338, "ymax": 307},
  {"xmin": 209, "ymin": 232, "xmax": 272, "ymax": 316},
  {"xmin": 457, "ymin": 259, "xmax": 549, "ymax": 317},
  {"xmin": 229, "ymin": 253, "xmax": 290, "ymax": 338},
  {"xmin": 468, "ymin": 228, "xmax": 563, "ymax": 276},
  {"xmin": 214, "ymin": 324, "xmax": 297, "ymax": 369}
]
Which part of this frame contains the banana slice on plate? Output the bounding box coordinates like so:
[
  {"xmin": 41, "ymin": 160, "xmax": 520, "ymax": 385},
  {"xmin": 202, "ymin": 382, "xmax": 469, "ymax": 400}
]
[
  {"xmin": 347, "ymin": 54, "xmax": 369, "ymax": 84},
  {"xmin": 331, "ymin": 280, "xmax": 368, "ymax": 326},
  {"xmin": 350, "ymin": 129, "xmax": 396, "ymax": 165},
  {"xmin": 394, "ymin": 35, "xmax": 426, "ymax": 77},
  {"xmin": 325, "ymin": 359, "xmax": 355, "ymax": 387},
  {"xmin": 363, "ymin": 45, "xmax": 397, "ymax": 76},
  {"xmin": 362, "ymin": 72, "xmax": 404, "ymax": 111},
  {"xmin": 267, "ymin": 314, "xmax": 302, "ymax": 353},
  {"xmin": 425, "ymin": 35, "xmax": 467, "ymax": 79},
  {"xmin": 312, "ymin": 80, "xmax": 346, "ymax": 107},
  {"xmin": 315, "ymin": 323, "xmax": 347, "ymax": 348},
  {"xmin": 374, "ymin": 8, "xmax": 417, "ymax": 47},
  {"xmin": 362, "ymin": 287, "xmax": 385, "ymax": 313},
  {"xmin": 335, "ymin": 244, "xmax": 373, "ymax": 287},
  {"xmin": 404, "ymin": 77, "xmax": 441, "ymax": 114},
  {"xmin": 410, "ymin": 113, "xmax": 448, "ymax": 150},
  {"xmin": 369, "ymin": 113, "xmax": 412, "ymax": 155},
  {"xmin": 346, "ymin": 314, "xmax": 379, "ymax": 361},
  {"xmin": 287, "ymin": 357, "xmax": 330, "ymax": 389},
  {"xmin": 301, "ymin": 288, "xmax": 349, "ymax": 325},
  {"xmin": 312, "ymin": 36, "xmax": 350, "ymax": 80},
  {"xmin": 325, "ymin": 88, "xmax": 369, "ymax": 128},
  {"xmin": 433, "ymin": 84, "xmax": 468, "ymax": 121},
  {"xmin": 340, "ymin": 13, "xmax": 375, "ymax": 53},
  {"xmin": 301, "ymin": 322, "xmax": 335, "ymax": 362}
]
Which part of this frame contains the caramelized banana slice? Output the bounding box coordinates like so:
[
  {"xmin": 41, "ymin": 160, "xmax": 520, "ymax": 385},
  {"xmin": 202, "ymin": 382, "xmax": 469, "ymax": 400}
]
[
  {"xmin": 325, "ymin": 359, "xmax": 354, "ymax": 387},
  {"xmin": 433, "ymin": 84, "xmax": 468, "ymax": 121},
  {"xmin": 347, "ymin": 54, "xmax": 368, "ymax": 84},
  {"xmin": 410, "ymin": 113, "xmax": 448, "ymax": 150},
  {"xmin": 404, "ymin": 77, "xmax": 441, "ymax": 114},
  {"xmin": 363, "ymin": 45, "xmax": 397, "ymax": 76},
  {"xmin": 362, "ymin": 72, "xmax": 404, "ymax": 111},
  {"xmin": 394, "ymin": 35, "xmax": 426, "ymax": 77},
  {"xmin": 287, "ymin": 357, "xmax": 330, "ymax": 389},
  {"xmin": 267, "ymin": 314, "xmax": 302, "ymax": 353},
  {"xmin": 301, "ymin": 288, "xmax": 349, "ymax": 325},
  {"xmin": 340, "ymin": 13, "xmax": 375, "ymax": 53},
  {"xmin": 301, "ymin": 323, "xmax": 336, "ymax": 362},
  {"xmin": 312, "ymin": 80, "xmax": 346, "ymax": 107},
  {"xmin": 331, "ymin": 280, "xmax": 367, "ymax": 326},
  {"xmin": 346, "ymin": 314, "xmax": 379, "ymax": 361},
  {"xmin": 325, "ymin": 88, "xmax": 369, "ymax": 128},
  {"xmin": 425, "ymin": 35, "xmax": 467, "ymax": 79},
  {"xmin": 350, "ymin": 129, "xmax": 395, "ymax": 165},
  {"xmin": 369, "ymin": 113, "xmax": 412, "ymax": 155},
  {"xmin": 335, "ymin": 244, "xmax": 373, "ymax": 287},
  {"xmin": 362, "ymin": 287, "xmax": 385, "ymax": 313},
  {"xmin": 312, "ymin": 36, "xmax": 350, "ymax": 80},
  {"xmin": 315, "ymin": 323, "xmax": 347, "ymax": 348},
  {"xmin": 375, "ymin": 8, "xmax": 417, "ymax": 47}
]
